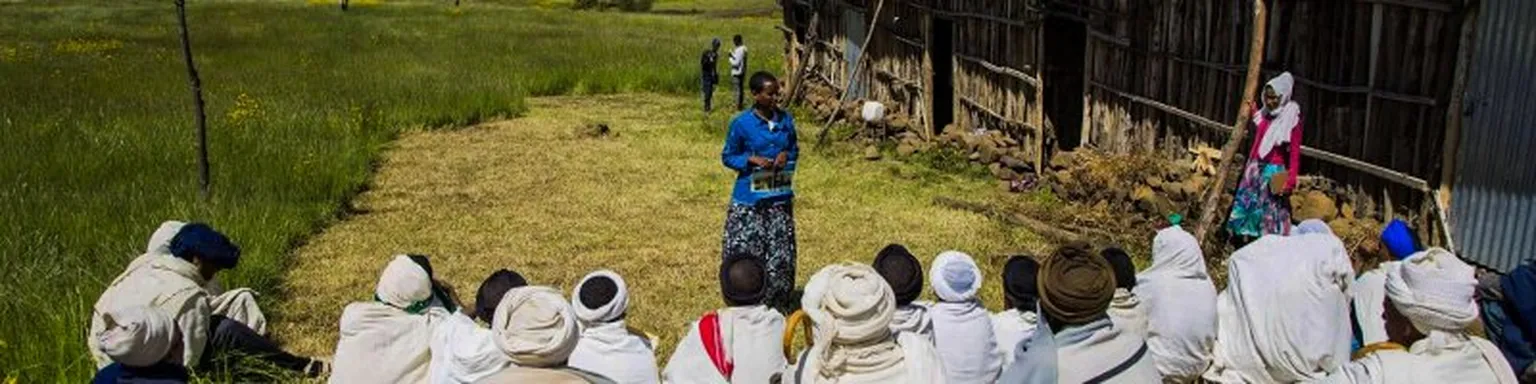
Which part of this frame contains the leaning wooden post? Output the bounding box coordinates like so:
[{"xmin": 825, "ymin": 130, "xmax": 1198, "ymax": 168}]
[
  {"xmin": 815, "ymin": 0, "xmax": 885, "ymax": 148},
  {"xmin": 1193, "ymin": 0, "xmax": 1267, "ymax": 243},
  {"xmin": 175, "ymin": 0, "xmax": 212, "ymax": 200}
]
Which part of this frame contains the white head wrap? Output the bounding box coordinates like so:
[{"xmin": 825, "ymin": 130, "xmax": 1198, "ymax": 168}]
[
  {"xmin": 492, "ymin": 286, "xmax": 580, "ymax": 368},
  {"xmin": 931, "ymin": 251, "xmax": 983, "ymax": 302},
  {"xmin": 146, "ymin": 221, "xmax": 187, "ymax": 256},
  {"xmin": 97, "ymin": 306, "xmax": 177, "ymax": 367},
  {"xmin": 1139, "ymin": 225, "xmax": 1208, "ymax": 281},
  {"xmin": 571, "ymin": 270, "xmax": 628, "ymax": 324},
  {"xmin": 1255, "ymin": 72, "xmax": 1302, "ymax": 159},
  {"xmin": 1385, "ymin": 248, "xmax": 1479, "ymax": 347},
  {"xmin": 375, "ymin": 255, "xmax": 432, "ymax": 310},
  {"xmin": 800, "ymin": 263, "xmax": 904, "ymax": 380},
  {"xmin": 1296, "ymin": 219, "xmax": 1333, "ymax": 236}
]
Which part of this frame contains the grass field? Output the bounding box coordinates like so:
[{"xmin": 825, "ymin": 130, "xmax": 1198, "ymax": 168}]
[
  {"xmin": 0, "ymin": 0, "xmax": 783, "ymax": 380},
  {"xmin": 273, "ymin": 94, "xmax": 1048, "ymax": 362}
]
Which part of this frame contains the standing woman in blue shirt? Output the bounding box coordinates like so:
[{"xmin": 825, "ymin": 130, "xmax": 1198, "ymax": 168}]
[{"xmin": 721, "ymin": 71, "xmax": 798, "ymax": 312}]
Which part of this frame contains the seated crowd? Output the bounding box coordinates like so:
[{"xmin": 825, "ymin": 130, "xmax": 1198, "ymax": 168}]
[{"xmin": 90, "ymin": 219, "xmax": 1525, "ymax": 383}]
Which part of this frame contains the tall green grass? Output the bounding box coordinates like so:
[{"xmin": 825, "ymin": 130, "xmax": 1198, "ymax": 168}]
[{"xmin": 0, "ymin": 0, "xmax": 780, "ymax": 380}]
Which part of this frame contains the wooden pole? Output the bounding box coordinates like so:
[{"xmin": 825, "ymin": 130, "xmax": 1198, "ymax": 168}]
[
  {"xmin": 815, "ymin": 0, "xmax": 885, "ymax": 148},
  {"xmin": 175, "ymin": 0, "xmax": 212, "ymax": 201},
  {"xmin": 787, "ymin": 13, "xmax": 821, "ymax": 104},
  {"xmin": 1193, "ymin": 0, "xmax": 1267, "ymax": 243},
  {"xmin": 1437, "ymin": 1, "xmax": 1481, "ymax": 250}
]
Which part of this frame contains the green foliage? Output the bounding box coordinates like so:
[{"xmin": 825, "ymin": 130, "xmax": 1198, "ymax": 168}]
[{"xmin": 0, "ymin": 1, "xmax": 781, "ymax": 381}]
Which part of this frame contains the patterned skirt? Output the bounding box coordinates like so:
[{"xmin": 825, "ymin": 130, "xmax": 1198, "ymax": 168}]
[
  {"xmin": 722, "ymin": 200, "xmax": 797, "ymax": 311},
  {"xmin": 1226, "ymin": 162, "xmax": 1291, "ymax": 237}
]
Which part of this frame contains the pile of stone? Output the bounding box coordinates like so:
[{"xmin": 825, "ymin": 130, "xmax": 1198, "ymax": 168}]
[{"xmin": 1044, "ymin": 150, "xmax": 1208, "ymax": 219}]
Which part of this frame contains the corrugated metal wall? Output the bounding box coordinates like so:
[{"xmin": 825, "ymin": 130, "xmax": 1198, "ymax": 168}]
[{"xmin": 1452, "ymin": 0, "xmax": 1536, "ymax": 272}]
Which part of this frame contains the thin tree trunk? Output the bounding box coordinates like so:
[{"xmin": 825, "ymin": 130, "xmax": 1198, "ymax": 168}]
[
  {"xmin": 176, "ymin": 0, "xmax": 211, "ymax": 200},
  {"xmin": 1194, "ymin": 0, "xmax": 1268, "ymax": 243},
  {"xmin": 340, "ymin": 0, "xmax": 349, "ymax": 11}
]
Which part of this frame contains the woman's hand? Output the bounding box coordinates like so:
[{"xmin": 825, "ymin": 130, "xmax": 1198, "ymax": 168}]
[
  {"xmin": 774, "ymin": 152, "xmax": 788, "ymax": 169},
  {"xmin": 749, "ymin": 156, "xmax": 774, "ymax": 169}
]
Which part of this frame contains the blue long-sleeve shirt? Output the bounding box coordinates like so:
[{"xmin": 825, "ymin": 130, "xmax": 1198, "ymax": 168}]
[{"xmin": 722, "ymin": 108, "xmax": 798, "ymax": 205}]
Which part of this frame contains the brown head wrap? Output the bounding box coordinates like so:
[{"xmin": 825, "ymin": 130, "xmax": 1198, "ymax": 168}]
[{"xmin": 1038, "ymin": 242, "xmax": 1115, "ymax": 325}]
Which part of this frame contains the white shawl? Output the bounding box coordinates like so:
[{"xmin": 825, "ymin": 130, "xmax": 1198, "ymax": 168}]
[
  {"xmin": 929, "ymin": 251, "xmax": 1003, "ymax": 383},
  {"xmin": 1311, "ymin": 342, "xmax": 1516, "ymax": 384},
  {"xmin": 570, "ymin": 321, "xmax": 658, "ymax": 384},
  {"xmin": 889, "ymin": 301, "xmax": 934, "ymax": 339},
  {"xmin": 1255, "ymin": 72, "xmax": 1301, "ymax": 159},
  {"xmin": 89, "ymin": 252, "xmax": 210, "ymax": 369},
  {"xmin": 331, "ymin": 256, "xmax": 447, "ymax": 384},
  {"xmin": 1135, "ymin": 225, "xmax": 1218, "ymax": 382},
  {"xmin": 1107, "ymin": 289, "xmax": 1148, "ymax": 338},
  {"xmin": 1351, "ymin": 265, "xmax": 1393, "ymax": 346},
  {"xmin": 792, "ymin": 263, "xmax": 945, "ymax": 384},
  {"xmin": 662, "ymin": 305, "xmax": 786, "ymax": 384},
  {"xmin": 1204, "ymin": 234, "xmax": 1355, "ymax": 384},
  {"xmin": 430, "ymin": 311, "xmax": 511, "ymax": 384},
  {"xmin": 1057, "ymin": 318, "xmax": 1162, "ymax": 384},
  {"xmin": 97, "ymin": 306, "xmax": 177, "ymax": 367},
  {"xmin": 990, "ymin": 308, "xmax": 1039, "ymax": 368}
]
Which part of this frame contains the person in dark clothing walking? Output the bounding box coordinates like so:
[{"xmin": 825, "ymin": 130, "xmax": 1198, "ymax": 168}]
[
  {"xmin": 729, "ymin": 35, "xmax": 748, "ymax": 111},
  {"xmin": 701, "ymin": 38, "xmax": 721, "ymax": 113}
]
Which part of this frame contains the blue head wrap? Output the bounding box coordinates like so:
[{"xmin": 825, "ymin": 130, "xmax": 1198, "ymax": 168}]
[
  {"xmin": 1381, "ymin": 219, "xmax": 1418, "ymax": 260},
  {"xmin": 169, "ymin": 223, "xmax": 240, "ymax": 269}
]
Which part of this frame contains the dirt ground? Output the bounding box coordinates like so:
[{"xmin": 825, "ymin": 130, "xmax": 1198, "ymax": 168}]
[{"xmin": 270, "ymin": 94, "xmax": 1048, "ymax": 359}]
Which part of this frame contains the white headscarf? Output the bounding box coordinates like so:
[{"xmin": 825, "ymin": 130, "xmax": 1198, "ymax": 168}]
[
  {"xmin": 931, "ymin": 251, "xmax": 983, "ymax": 302},
  {"xmin": 927, "ymin": 251, "xmax": 1003, "ymax": 383},
  {"xmin": 1204, "ymin": 234, "xmax": 1354, "ymax": 383},
  {"xmin": 1353, "ymin": 264, "xmax": 1394, "ymax": 346},
  {"xmin": 493, "ymin": 286, "xmax": 580, "ymax": 368},
  {"xmin": 1385, "ymin": 248, "xmax": 1479, "ymax": 349},
  {"xmin": 1255, "ymin": 72, "xmax": 1302, "ymax": 159},
  {"xmin": 98, "ymin": 306, "xmax": 177, "ymax": 367},
  {"xmin": 1135, "ymin": 225, "xmax": 1217, "ymax": 381},
  {"xmin": 662, "ymin": 305, "xmax": 787, "ymax": 384},
  {"xmin": 890, "ymin": 302, "xmax": 934, "ymax": 339},
  {"xmin": 571, "ymin": 270, "xmax": 628, "ymax": 324},
  {"xmin": 329, "ymin": 255, "xmax": 446, "ymax": 384},
  {"xmin": 146, "ymin": 221, "xmax": 187, "ymax": 258}
]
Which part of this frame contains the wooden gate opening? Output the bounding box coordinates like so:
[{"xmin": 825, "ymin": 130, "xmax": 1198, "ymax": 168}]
[
  {"xmin": 1043, "ymin": 15, "xmax": 1086, "ymax": 151},
  {"xmin": 929, "ymin": 17, "xmax": 955, "ymax": 134}
]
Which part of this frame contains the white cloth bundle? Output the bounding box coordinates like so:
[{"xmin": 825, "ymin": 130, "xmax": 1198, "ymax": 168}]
[
  {"xmin": 1135, "ymin": 225, "xmax": 1217, "ymax": 382},
  {"xmin": 861, "ymin": 101, "xmax": 886, "ymax": 123},
  {"xmin": 662, "ymin": 305, "xmax": 787, "ymax": 384},
  {"xmin": 929, "ymin": 251, "xmax": 1002, "ymax": 383},
  {"xmin": 98, "ymin": 306, "xmax": 177, "ymax": 367},
  {"xmin": 990, "ymin": 308, "xmax": 1039, "ymax": 368},
  {"xmin": 331, "ymin": 255, "xmax": 448, "ymax": 384},
  {"xmin": 430, "ymin": 311, "xmax": 510, "ymax": 384},
  {"xmin": 1056, "ymin": 318, "xmax": 1162, "ymax": 384},
  {"xmin": 889, "ymin": 301, "xmax": 933, "ymax": 339},
  {"xmin": 210, "ymin": 288, "xmax": 266, "ymax": 336},
  {"xmin": 572, "ymin": 270, "xmax": 629, "ymax": 324},
  {"xmin": 492, "ymin": 286, "xmax": 580, "ymax": 368},
  {"xmin": 1204, "ymin": 234, "xmax": 1355, "ymax": 383},
  {"xmin": 793, "ymin": 263, "xmax": 945, "ymax": 384},
  {"xmin": 1386, "ymin": 249, "xmax": 1478, "ymax": 339}
]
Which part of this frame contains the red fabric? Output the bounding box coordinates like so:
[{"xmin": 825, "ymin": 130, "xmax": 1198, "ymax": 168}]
[
  {"xmin": 1248, "ymin": 113, "xmax": 1304, "ymax": 191},
  {"xmin": 700, "ymin": 311, "xmax": 735, "ymax": 380}
]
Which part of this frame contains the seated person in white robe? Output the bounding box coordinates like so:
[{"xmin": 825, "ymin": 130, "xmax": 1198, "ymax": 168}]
[
  {"xmin": 1312, "ymin": 248, "xmax": 1519, "ymax": 384},
  {"xmin": 91, "ymin": 306, "xmax": 191, "ymax": 383},
  {"xmin": 928, "ymin": 251, "xmax": 1003, "ymax": 383},
  {"xmin": 430, "ymin": 268, "xmax": 527, "ymax": 384},
  {"xmin": 1204, "ymin": 232, "xmax": 1355, "ymax": 383},
  {"xmin": 992, "ymin": 255, "xmax": 1041, "ymax": 368},
  {"xmin": 331, "ymin": 254, "xmax": 458, "ymax": 384},
  {"xmin": 474, "ymin": 286, "xmax": 614, "ymax": 384},
  {"xmin": 90, "ymin": 222, "xmax": 321, "ymax": 378},
  {"xmin": 663, "ymin": 254, "xmax": 787, "ymax": 384},
  {"xmin": 785, "ymin": 263, "xmax": 946, "ymax": 384},
  {"xmin": 108, "ymin": 221, "xmax": 268, "ymax": 335},
  {"xmin": 872, "ymin": 244, "xmax": 932, "ymax": 339},
  {"xmin": 569, "ymin": 270, "xmax": 659, "ymax": 384},
  {"xmin": 1102, "ymin": 247, "xmax": 1148, "ymax": 337},
  {"xmin": 1134, "ymin": 225, "xmax": 1217, "ymax": 383},
  {"xmin": 1004, "ymin": 242, "xmax": 1160, "ymax": 383}
]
